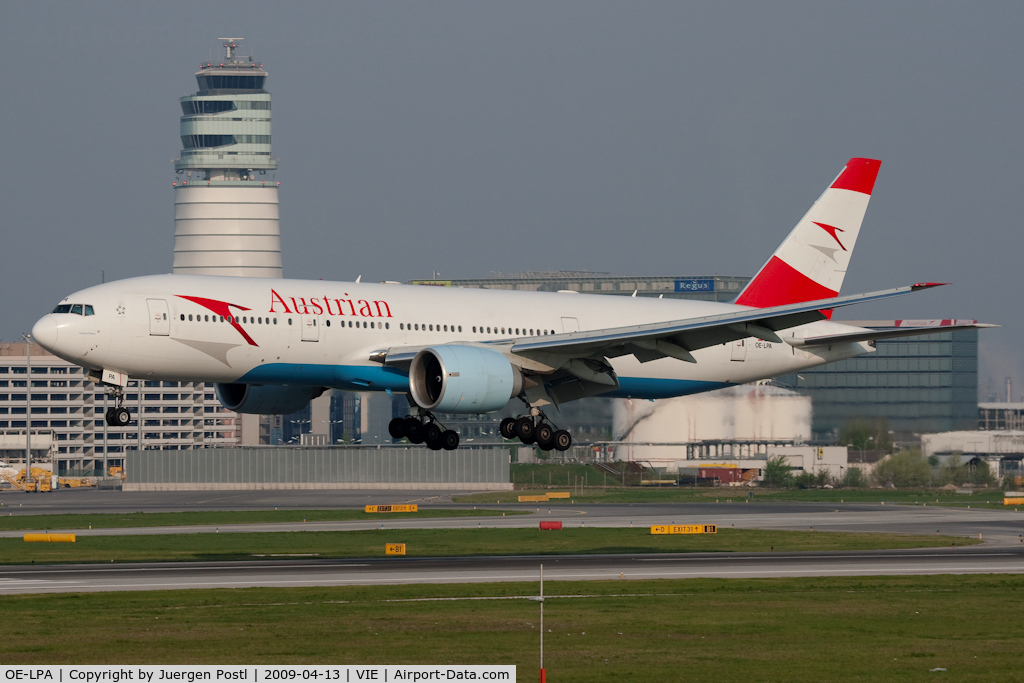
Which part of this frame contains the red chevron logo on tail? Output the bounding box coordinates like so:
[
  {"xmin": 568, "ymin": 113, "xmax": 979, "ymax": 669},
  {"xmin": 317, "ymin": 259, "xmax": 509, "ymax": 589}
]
[{"xmin": 813, "ymin": 222, "xmax": 847, "ymax": 251}]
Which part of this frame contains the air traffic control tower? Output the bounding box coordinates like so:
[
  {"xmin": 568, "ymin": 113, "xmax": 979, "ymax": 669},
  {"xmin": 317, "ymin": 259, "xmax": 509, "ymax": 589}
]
[{"xmin": 172, "ymin": 38, "xmax": 281, "ymax": 278}]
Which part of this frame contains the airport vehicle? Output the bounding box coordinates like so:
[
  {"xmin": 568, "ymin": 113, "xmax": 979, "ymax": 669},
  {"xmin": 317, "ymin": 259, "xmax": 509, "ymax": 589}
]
[{"xmin": 32, "ymin": 159, "xmax": 989, "ymax": 451}]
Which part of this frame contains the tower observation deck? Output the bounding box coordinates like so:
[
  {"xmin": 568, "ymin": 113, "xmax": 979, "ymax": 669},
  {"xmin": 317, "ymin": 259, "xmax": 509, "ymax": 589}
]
[{"xmin": 172, "ymin": 38, "xmax": 282, "ymax": 278}]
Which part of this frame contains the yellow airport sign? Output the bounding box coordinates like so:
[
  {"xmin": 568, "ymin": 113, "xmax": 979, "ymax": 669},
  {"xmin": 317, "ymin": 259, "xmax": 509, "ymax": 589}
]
[
  {"xmin": 518, "ymin": 495, "xmax": 549, "ymax": 502},
  {"xmin": 386, "ymin": 543, "xmax": 407, "ymax": 555},
  {"xmin": 650, "ymin": 524, "xmax": 717, "ymax": 535},
  {"xmin": 1004, "ymin": 498, "xmax": 1024, "ymax": 506},
  {"xmin": 24, "ymin": 533, "xmax": 76, "ymax": 543},
  {"xmin": 547, "ymin": 492, "xmax": 571, "ymax": 499},
  {"xmin": 364, "ymin": 504, "xmax": 418, "ymax": 513}
]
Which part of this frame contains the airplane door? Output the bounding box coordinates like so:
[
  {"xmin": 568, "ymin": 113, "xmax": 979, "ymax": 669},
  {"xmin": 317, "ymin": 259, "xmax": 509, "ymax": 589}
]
[
  {"xmin": 561, "ymin": 317, "xmax": 580, "ymax": 333},
  {"xmin": 731, "ymin": 339, "xmax": 747, "ymax": 361},
  {"xmin": 301, "ymin": 316, "xmax": 320, "ymax": 342},
  {"xmin": 146, "ymin": 299, "xmax": 170, "ymax": 336}
]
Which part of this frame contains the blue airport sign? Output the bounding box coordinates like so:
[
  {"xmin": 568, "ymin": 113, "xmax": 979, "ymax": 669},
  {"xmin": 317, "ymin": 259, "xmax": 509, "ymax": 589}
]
[{"xmin": 674, "ymin": 278, "xmax": 715, "ymax": 293}]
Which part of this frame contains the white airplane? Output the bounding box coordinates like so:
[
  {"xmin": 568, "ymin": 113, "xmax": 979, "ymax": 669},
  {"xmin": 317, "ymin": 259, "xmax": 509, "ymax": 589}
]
[{"xmin": 32, "ymin": 158, "xmax": 990, "ymax": 451}]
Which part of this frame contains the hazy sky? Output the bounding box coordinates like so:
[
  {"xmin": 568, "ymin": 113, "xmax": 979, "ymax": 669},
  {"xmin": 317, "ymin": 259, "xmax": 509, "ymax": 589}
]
[{"xmin": 1, "ymin": 2, "xmax": 1020, "ymax": 398}]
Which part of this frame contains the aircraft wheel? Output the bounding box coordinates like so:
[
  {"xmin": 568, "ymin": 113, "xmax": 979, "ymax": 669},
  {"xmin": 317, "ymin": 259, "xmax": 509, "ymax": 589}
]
[
  {"xmin": 388, "ymin": 418, "xmax": 407, "ymax": 439},
  {"xmin": 553, "ymin": 430, "xmax": 572, "ymax": 451},
  {"xmin": 114, "ymin": 407, "xmax": 131, "ymax": 426},
  {"xmin": 405, "ymin": 417, "xmax": 425, "ymax": 444},
  {"xmin": 104, "ymin": 407, "xmax": 117, "ymax": 427},
  {"xmin": 499, "ymin": 417, "xmax": 517, "ymax": 440},
  {"xmin": 423, "ymin": 423, "xmax": 442, "ymax": 444},
  {"xmin": 514, "ymin": 416, "xmax": 535, "ymax": 442},
  {"xmin": 535, "ymin": 424, "xmax": 555, "ymax": 451},
  {"xmin": 441, "ymin": 430, "xmax": 460, "ymax": 450}
]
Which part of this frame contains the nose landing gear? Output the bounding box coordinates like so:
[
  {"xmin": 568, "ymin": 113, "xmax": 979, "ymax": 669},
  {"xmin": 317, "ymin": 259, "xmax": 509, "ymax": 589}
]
[
  {"xmin": 103, "ymin": 386, "xmax": 132, "ymax": 427},
  {"xmin": 389, "ymin": 411, "xmax": 460, "ymax": 451},
  {"xmin": 500, "ymin": 409, "xmax": 572, "ymax": 452}
]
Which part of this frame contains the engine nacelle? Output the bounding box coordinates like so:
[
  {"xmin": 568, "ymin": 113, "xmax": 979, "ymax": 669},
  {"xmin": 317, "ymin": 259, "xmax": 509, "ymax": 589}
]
[
  {"xmin": 409, "ymin": 345, "xmax": 524, "ymax": 413},
  {"xmin": 215, "ymin": 383, "xmax": 325, "ymax": 415}
]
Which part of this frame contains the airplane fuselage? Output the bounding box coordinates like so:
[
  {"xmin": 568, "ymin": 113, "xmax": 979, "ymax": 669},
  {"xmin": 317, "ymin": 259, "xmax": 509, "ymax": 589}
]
[{"xmin": 33, "ymin": 273, "xmax": 872, "ymax": 400}]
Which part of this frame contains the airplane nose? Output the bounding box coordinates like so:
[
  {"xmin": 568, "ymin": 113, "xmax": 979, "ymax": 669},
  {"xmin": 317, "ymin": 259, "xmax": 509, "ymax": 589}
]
[{"xmin": 32, "ymin": 315, "xmax": 58, "ymax": 352}]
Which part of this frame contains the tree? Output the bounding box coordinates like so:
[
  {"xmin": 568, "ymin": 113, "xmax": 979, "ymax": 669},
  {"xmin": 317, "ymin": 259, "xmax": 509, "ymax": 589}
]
[
  {"xmin": 839, "ymin": 418, "xmax": 893, "ymax": 453},
  {"xmin": 793, "ymin": 470, "xmax": 816, "ymax": 489},
  {"xmin": 872, "ymin": 449, "xmax": 930, "ymax": 488},
  {"xmin": 763, "ymin": 455, "xmax": 794, "ymax": 488},
  {"xmin": 843, "ymin": 467, "xmax": 866, "ymax": 488},
  {"xmin": 937, "ymin": 453, "xmax": 968, "ymax": 486},
  {"xmin": 969, "ymin": 460, "xmax": 995, "ymax": 487}
]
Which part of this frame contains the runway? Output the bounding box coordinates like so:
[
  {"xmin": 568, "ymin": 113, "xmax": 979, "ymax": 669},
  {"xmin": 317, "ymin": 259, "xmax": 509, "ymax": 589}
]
[
  {"xmin": 1, "ymin": 489, "xmax": 1023, "ymax": 594},
  {"xmin": 1, "ymin": 546, "xmax": 1022, "ymax": 595}
]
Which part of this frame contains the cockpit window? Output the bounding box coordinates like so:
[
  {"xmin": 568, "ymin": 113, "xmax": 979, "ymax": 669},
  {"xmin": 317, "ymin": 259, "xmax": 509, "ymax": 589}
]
[
  {"xmin": 53, "ymin": 303, "xmax": 96, "ymax": 315},
  {"xmin": 70, "ymin": 304, "xmax": 83, "ymax": 315},
  {"xmin": 52, "ymin": 304, "xmax": 72, "ymax": 314},
  {"xmin": 84, "ymin": 305, "xmax": 94, "ymax": 316}
]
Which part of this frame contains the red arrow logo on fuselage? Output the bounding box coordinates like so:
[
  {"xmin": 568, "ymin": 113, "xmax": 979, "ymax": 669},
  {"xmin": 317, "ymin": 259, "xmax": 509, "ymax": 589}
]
[
  {"xmin": 176, "ymin": 295, "xmax": 259, "ymax": 347},
  {"xmin": 813, "ymin": 222, "xmax": 847, "ymax": 251}
]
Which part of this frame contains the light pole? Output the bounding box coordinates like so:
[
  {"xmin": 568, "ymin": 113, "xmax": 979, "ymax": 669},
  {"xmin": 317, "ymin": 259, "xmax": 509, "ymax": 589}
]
[
  {"xmin": 529, "ymin": 564, "xmax": 545, "ymax": 682},
  {"xmin": 22, "ymin": 333, "xmax": 32, "ymax": 492}
]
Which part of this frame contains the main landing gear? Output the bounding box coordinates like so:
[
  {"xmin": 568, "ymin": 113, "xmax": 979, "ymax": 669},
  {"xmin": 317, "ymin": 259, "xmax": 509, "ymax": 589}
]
[
  {"xmin": 388, "ymin": 412, "xmax": 460, "ymax": 451},
  {"xmin": 499, "ymin": 409, "xmax": 572, "ymax": 452},
  {"xmin": 103, "ymin": 386, "xmax": 132, "ymax": 427}
]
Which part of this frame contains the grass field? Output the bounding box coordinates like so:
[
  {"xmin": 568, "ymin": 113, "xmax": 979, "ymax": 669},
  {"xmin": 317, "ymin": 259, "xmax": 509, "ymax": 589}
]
[
  {"xmin": 0, "ymin": 527, "xmax": 976, "ymax": 564},
  {"xmin": 2, "ymin": 574, "xmax": 1021, "ymax": 681},
  {"xmin": 0, "ymin": 508, "xmax": 524, "ymax": 531},
  {"xmin": 455, "ymin": 486, "xmax": 1017, "ymax": 508}
]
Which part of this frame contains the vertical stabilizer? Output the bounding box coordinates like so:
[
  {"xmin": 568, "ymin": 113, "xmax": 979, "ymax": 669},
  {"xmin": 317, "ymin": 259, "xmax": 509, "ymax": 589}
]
[{"xmin": 735, "ymin": 158, "xmax": 880, "ymax": 308}]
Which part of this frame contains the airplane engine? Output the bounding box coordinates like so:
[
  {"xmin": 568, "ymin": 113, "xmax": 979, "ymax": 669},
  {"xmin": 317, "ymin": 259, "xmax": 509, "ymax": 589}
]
[
  {"xmin": 215, "ymin": 383, "xmax": 325, "ymax": 415},
  {"xmin": 409, "ymin": 345, "xmax": 524, "ymax": 413}
]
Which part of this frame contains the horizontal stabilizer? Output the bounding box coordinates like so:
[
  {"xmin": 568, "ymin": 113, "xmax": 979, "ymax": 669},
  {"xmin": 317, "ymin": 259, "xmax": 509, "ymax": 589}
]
[{"xmin": 788, "ymin": 321, "xmax": 997, "ymax": 347}]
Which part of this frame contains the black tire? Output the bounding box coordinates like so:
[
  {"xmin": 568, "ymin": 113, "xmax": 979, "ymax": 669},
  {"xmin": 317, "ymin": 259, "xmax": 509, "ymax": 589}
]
[
  {"xmin": 535, "ymin": 424, "xmax": 555, "ymax": 451},
  {"xmin": 104, "ymin": 407, "xmax": 116, "ymax": 427},
  {"xmin": 388, "ymin": 418, "xmax": 407, "ymax": 439},
  {"xmin": 114, "ymin": 407, "xmax": 131, "ymax": 426},
  {"xmin": 554, "ymin": 430, "xmax": 572, "ymax": 451},
  {"xmin": 441, "ymin": 430, "xmax": 460, "ymax": 450},
  {"xmin": 499, "ymin": 417, "xmax": 517, "ymax": 440},
  {"xmin": 426, "ymin": 428, "xmax": 444, "ymax": 451},
  {"xmin": 515, "ymin": 416, "xmax": 536, "ymax": 442},
  {"xmin": 424, "ymin": 423, "xmax": 442, "ymax": 444},
  {"xmin": 405, "ymin": 417, "xmax": 424, "ymax": 444}
]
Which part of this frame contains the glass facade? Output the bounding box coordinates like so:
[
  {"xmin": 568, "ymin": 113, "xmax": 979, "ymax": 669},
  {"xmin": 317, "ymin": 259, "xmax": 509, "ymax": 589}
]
[{"xmin": 776, "ymin": 327, "xmax": 979, "ymax": 439}]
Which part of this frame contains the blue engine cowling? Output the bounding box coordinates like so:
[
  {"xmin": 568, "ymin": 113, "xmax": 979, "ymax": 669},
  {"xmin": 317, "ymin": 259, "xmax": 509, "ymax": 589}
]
[
  {"xmin": 409, "ymin": 345, "xmax": 524, "ymax": 413},
  {"xmin": 215, "ymin": 383, "xmax": 325, "ymax": 415}
]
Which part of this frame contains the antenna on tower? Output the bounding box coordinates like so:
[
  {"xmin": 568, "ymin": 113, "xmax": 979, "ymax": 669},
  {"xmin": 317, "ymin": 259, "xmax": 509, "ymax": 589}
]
[{"xmin": 218, "ymin": 37, "xmax": 244, "ymax": 61}]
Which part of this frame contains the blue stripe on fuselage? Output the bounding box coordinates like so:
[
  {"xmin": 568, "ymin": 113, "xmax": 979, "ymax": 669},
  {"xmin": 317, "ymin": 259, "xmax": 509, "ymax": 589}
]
[{"xmin": 234, "ymin": 363, "xmax": 732, "ymax": 401}]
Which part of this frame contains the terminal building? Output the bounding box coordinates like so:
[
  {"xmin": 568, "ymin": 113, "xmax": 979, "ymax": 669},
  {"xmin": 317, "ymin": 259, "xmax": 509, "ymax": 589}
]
[
  {"xmin": 775, "ymin": 322, "xmax": 979, "ymax": 440},
  {"xmin": 0, "ymin": 343, "xmax": 241, "ymax": 474}
]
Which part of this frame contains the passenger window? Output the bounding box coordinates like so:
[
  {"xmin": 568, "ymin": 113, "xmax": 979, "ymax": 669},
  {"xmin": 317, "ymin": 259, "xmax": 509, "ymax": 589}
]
[{"xmin": 71, "ymin": 304, "xmax": 83, "ymax": 315}]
